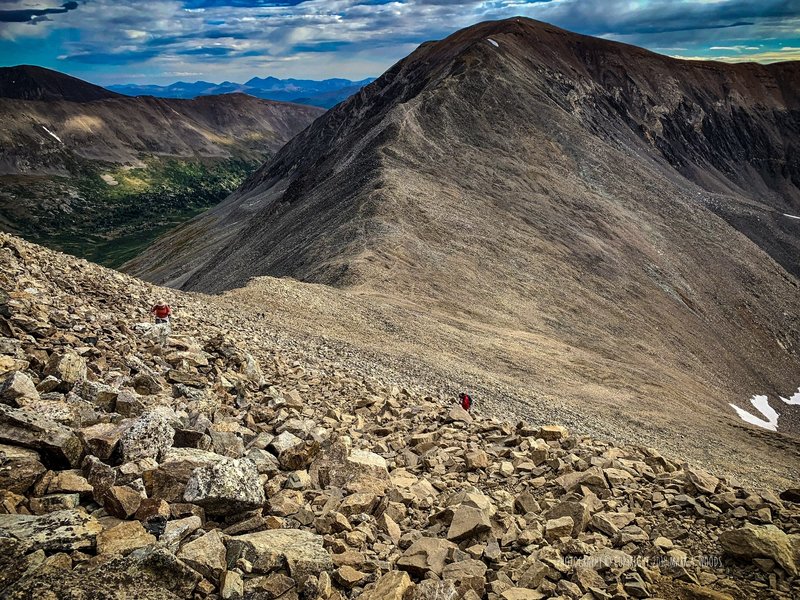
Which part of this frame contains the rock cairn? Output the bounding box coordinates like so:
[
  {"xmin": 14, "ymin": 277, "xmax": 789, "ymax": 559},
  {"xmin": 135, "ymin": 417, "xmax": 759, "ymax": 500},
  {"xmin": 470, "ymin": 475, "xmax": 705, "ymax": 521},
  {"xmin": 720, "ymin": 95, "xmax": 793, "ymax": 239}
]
[{"xmin": 0, "ymin": 233, "xmax": 799, "ymax": 600}]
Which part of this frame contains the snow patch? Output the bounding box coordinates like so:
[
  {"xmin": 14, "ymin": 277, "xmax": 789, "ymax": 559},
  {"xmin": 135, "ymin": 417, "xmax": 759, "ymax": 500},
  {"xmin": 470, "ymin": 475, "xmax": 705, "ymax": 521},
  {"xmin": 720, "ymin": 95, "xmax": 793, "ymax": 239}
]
[
  {"xmin": 100, "ymin": 174, "xmax": 119, "ymax": 186},
  {"xmin": 41, "ymin": 125, "xmax": 63, "ymax": 144},
  {"xmin": 784, "ymin": 214, "xmax": 800, "ymax": 220},
  {"xmin": 781, "ymin": 387, "xmax": 800, "ymax": 405},
  {"xmin": 729, "ymin": 395, "xmax": 779, "ymax": 431},
  {"xmin": 487, "ymin": 38, "xmax": 499, "ymax": 48}
]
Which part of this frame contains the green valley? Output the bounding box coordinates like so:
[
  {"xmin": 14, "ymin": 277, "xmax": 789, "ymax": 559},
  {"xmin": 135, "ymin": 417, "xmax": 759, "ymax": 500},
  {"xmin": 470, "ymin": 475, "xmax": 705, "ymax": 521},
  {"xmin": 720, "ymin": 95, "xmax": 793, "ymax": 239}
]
[{"xmin": 0, "ymin": 156, "xmax": 259, "ymax": 267}]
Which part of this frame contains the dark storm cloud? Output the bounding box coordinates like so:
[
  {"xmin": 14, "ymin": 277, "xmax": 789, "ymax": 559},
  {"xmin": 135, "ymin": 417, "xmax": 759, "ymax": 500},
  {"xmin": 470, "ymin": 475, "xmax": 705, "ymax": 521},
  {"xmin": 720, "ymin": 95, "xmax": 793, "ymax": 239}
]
[
  {"xmin": 0, "ymin": 1, "xmax": 78, "ymax": 23},
  {"xmin": 524, "ymin": 0, "xmax": 800, "ymax": 38},
  {"xmin": 65, "ymin": 48, "xmax": 161, "ymax": 64}
]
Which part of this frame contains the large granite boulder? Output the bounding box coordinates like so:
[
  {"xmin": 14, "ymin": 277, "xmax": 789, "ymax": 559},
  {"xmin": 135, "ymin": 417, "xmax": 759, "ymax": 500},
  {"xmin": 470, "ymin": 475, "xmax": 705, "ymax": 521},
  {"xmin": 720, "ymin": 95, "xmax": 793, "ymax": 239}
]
[
  {"xmin": 119, "ymin": 409, "xmax": 175, "ymax": 462},
  {"xmin": 183, "ymin": 457, "xmax": 264, "ymax": 515}
]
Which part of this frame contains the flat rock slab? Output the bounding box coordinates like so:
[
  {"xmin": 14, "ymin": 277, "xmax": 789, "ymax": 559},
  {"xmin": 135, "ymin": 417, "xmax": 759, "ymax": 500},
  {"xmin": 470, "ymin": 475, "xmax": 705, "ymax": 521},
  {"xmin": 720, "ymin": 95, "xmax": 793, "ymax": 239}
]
[
  {"xmin": 396, "ymin": 537, "xmax": 458, "ymax": 577},
  {"xmin": 1, "ymin": 558, "xmax": 180, "ymax": 600},
  {"xmin": 228, "ymin": 529, "xmax": 333, "ymax": 584},
  {"xmin": 96, "ymin": 520, "xmax": 156, "ymax": 556},
  {"xmin": 0, "ymin": 404, "xmax": 83, "ymax": 467},
  {"xmin": 0, "ymin": 509, "xmax": 102, "ymax": 552}
]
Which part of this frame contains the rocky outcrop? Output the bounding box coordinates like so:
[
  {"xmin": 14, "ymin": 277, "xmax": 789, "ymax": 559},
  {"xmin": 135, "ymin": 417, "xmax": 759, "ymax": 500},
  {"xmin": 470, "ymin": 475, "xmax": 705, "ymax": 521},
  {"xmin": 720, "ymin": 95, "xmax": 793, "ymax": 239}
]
[
  {"xmin": 0, "ymin": 233, "xmax": 799, "ymax": 600},
  {"xmin": 720, "ymin": 524, "xmax": 799, "ymax": 576}
]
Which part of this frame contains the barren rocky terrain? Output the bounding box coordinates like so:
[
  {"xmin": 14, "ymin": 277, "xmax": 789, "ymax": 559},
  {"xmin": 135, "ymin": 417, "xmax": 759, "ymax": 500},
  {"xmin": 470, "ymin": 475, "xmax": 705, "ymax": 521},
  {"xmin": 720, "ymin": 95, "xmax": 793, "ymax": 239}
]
[
  {"xmin": 128, "ymin": 19, "xmax": 800, "ymax": 481},
  {"xmin": 2, "ymin": 233, "xmax": 800, "ymax": 600}
]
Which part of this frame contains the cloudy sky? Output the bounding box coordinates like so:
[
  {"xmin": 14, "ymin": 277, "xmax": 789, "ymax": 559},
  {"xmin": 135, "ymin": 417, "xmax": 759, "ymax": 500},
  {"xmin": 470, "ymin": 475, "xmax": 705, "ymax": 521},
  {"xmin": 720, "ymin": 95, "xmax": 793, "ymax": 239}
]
[{"xmin": 1, "ymin": 0, "xmax": 798, "ymax": 85}]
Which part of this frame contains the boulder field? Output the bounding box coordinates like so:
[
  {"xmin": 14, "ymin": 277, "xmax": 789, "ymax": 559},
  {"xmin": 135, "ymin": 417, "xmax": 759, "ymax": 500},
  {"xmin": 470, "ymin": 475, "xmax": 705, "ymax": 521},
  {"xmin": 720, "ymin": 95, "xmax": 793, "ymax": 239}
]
[{"xmin": 0, "ymin": 233, "xmax": 798, "ymax": 599}]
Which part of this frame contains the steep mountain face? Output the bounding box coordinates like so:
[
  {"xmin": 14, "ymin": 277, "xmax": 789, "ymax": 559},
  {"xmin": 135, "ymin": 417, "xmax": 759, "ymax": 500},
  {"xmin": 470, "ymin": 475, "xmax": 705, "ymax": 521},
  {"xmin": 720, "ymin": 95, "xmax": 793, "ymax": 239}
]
[
  {"xmin": 0, "ymin": 66, "xmax": 323, "ymax": 265},
  {"xmin": 129, "ymin": 19, "xmax": 800, "ymax": 440},
  {"xmin": 108, "ymin": 76, "xmax": 376, "ymax": 109},
  {"xmin": 0, "ymin": 85, "xmax": 323, "ymax": 175}
]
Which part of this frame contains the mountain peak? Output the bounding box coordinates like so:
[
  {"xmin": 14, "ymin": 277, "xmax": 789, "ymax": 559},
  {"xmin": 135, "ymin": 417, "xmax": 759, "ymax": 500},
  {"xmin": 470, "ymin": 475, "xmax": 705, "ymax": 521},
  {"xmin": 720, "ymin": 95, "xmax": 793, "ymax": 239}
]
[
  {"xmin": 129, "ymin": 18, "xmax": 800, "ymax": 450},
  {"xmin": 0, "ymin": 65, "xmax": 121, "ymax": 102}
]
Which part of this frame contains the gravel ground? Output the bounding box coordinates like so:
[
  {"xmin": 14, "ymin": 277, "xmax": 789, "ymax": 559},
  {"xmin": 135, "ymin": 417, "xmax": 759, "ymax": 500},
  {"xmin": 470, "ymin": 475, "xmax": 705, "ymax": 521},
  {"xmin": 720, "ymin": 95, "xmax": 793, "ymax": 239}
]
[{"xmin": 169, "ymin": 279, "xmax": 800, "ymax": 494}]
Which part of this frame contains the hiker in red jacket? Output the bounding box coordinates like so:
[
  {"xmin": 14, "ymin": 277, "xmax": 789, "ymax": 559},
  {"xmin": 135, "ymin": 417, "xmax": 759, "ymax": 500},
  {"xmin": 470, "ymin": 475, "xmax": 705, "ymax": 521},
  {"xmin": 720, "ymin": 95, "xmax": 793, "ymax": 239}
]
[
  {"xmin": 150, "ymin": 300, "xmax": 171, "ymax": 324},
  {"xmin": 459, "ymin": 392, "xmax": 472, "ymax": 412}
]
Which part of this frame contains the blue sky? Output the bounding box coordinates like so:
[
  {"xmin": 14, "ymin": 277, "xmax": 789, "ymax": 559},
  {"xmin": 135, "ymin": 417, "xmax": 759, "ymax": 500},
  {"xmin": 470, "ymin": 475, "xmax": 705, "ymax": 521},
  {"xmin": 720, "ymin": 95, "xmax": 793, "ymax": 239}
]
[{"xmin": 1, "ymin": 0, "xmax": 798, "ymax": 85}]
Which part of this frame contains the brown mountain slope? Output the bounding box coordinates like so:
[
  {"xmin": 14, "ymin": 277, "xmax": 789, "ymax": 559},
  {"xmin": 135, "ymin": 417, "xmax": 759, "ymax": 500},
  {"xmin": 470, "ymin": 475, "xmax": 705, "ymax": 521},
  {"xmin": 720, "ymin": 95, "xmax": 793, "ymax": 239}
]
[
  {"xmin": 128, "ymin": 18, "xmax": 800, "ymax": 447},
  {"xmin": 0, "ymin": 64, "xmax": 122, "ymax": 102},
  {"xmin": 0, "ymin": 90, "xmax": 323, "ymax": 174},
  {"xmin": 0, "ymin": 67, "xmax": 324, "ymax": 265}
]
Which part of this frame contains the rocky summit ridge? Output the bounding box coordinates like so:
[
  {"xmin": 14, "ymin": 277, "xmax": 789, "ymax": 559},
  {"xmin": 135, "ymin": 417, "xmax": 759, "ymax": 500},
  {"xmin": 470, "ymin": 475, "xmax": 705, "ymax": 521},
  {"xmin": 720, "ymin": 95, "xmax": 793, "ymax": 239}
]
[{"xmin": 1, "ymin": 235, "xmax": 800, "ymax": 599}]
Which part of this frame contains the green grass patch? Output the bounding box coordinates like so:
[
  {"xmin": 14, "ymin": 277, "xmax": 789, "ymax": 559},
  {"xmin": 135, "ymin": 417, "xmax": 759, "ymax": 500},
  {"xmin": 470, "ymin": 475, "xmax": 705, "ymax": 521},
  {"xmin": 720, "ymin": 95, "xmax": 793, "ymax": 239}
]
[{"xmin": 0, "ymin": 155, "xmax": 264, "ymax": 268}]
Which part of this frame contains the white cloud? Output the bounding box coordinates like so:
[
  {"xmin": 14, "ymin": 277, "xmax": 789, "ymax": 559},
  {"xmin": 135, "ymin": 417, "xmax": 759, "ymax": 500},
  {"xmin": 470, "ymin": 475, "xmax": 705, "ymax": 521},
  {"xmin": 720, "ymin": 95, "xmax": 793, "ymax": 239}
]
[{"xmin": 3, "ymin": 1, "xmax": 798, "ymax": 82}]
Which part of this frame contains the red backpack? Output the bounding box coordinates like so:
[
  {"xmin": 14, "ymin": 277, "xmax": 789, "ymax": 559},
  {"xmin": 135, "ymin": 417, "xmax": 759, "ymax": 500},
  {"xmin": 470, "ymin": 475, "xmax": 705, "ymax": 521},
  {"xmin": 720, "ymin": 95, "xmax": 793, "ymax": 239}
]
[{"xmin": 460, "ymin": 393, "xmax": 472, "ymax": 411}]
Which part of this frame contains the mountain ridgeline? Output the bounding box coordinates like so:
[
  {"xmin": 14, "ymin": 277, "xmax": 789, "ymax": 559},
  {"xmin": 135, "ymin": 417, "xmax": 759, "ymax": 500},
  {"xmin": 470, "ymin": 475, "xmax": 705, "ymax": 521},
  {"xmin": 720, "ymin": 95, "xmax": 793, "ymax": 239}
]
[
  {"xmin": 108, "ymin": 75, "xmax": 376, "ymax": 109},
  {"xmin": 129, "ymin": 18, "xmax": 800, "ymax": 442},
  {"xmin": 0, "ymin": 66, "xmax": 324, "ymax": 266}
]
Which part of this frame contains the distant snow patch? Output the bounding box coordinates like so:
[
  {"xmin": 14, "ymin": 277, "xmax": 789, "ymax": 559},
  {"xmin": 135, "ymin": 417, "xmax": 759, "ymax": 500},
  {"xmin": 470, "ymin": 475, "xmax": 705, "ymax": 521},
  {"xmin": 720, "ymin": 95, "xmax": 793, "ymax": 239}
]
[
  {"xmin": 100, "ymin": 174, "xmax": 119, "ymax": 186},
  {"xmin": 487, "ymin": 38, "xmax": 500, "ymax": 48},
  {"xmin": 41, "ymin": 125, "xmax": 62, "ymax": 144},
  {"xmin": 783, "ymin": 214, "xmax": 800, "ymax": 220},
  {"xmin": 729, "ymin": 395, "xmax": 779, "ymax": 431},
  {"xmin": 781, "ymin": 387, "xmax": 800, "ymax": 405}
]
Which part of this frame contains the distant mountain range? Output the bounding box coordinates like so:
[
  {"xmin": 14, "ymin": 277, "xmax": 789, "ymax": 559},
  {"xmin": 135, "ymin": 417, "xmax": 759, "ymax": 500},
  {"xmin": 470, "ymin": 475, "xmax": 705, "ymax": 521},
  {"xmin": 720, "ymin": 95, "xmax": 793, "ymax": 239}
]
[{"xmin": 108, "ymin": 76, "xmax": 376, "ymax": 108}]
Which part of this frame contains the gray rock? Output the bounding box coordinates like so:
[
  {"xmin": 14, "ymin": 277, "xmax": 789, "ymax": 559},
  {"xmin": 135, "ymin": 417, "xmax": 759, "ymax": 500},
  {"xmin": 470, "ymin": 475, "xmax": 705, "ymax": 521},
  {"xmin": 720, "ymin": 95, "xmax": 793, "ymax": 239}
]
[
  {"xmin": 0, "ymin": 404, "xmax": 83, "ymax": 467},
  {"xmin": 686, "ymin": 466, "xmax": 720, "ymax": 495},
  {"xmin": 145, "ymin": 447, "xmax": 227, "ymax": 502},
  {"xmin": 545, "ymin": 516, "xmax": 575, "ymax": 541},
  {"xmin": 43, "ymin": 350, "xmax": 86, "ymax": 390},
  {"xmin": 77, "ymin": 381, "xmax": 118, "ymax": 412},
  {"xmin": 311, "ymin": 436, "xmax": 389, "ymax": 489},
  {"xmin": 79, "ymin": 422, "xmax": 125, "ymax": 460},
  {"xmin": 82, "ymin": 454, "xmax": 116, "ymax": 503},
  {"xmin": 409, "ymin": 580, "xmax": 459, "ymax": 600},
  {"xmin": 220, "ymin": 570, "xmax": 244, "ymax": 600},
  {"xmin": 119, "ymin": 409, "xmax": 174, "ymax": 462},
  {"xmin": 0, "ymin": 509, "xmax": 102, "ymax": 552},
  {"xmin": 397, "ymin": 537, "xmax": 458, "ymax": 577},
  {"xmin": 176, "ymin": 529, "xmax": 227, "ymax": 579},
  {"xmin": 160, "ymin": 515, "xmax": 202, "ymax": 552},
  {"xmin": 545, "ymin": 500, "xmax": 590, "ymax": 537},
  {"xmin": 447, "ymin": 504, "xmax": 492, "ymax": 542},
  {"xmin": 183, "ymin": 457, "xmax": 265, "ymax": 515}
]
